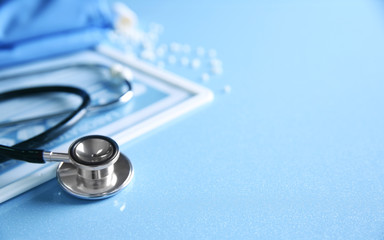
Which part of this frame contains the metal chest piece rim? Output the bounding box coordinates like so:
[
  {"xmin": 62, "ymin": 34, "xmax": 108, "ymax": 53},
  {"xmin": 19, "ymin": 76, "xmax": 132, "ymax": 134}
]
[{"xmin": 56, "ymin": 135, "xmax": 134, "ymax": 200}]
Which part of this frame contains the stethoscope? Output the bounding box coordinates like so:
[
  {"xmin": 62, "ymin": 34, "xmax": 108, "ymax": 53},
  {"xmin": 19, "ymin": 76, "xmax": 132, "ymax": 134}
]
[{"xmin": 0, "ymin": 63, "xmax": 134, "ymax": 199}]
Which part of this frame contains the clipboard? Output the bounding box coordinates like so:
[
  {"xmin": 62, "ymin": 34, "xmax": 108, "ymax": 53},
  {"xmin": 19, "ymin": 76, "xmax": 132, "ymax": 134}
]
[{"xmin": 0, "ymin": 45, "xmax": 213, "ymax": 203}]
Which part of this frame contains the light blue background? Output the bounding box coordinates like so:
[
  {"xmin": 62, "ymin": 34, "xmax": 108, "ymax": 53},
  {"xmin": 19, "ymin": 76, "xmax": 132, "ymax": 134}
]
[{"xmin": 2, "ymin": 0, "xmax": 384, "ymax": 239}]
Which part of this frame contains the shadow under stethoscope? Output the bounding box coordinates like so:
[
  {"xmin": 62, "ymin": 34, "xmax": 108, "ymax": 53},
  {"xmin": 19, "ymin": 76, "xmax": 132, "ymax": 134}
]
[{"xmin": 1, "ymin": 174, "xmax": 136, "ymax": 210}]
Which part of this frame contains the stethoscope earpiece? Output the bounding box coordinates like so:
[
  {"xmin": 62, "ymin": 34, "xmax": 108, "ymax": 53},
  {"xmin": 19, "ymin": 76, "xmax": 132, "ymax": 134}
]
[{"xmin": 55, "ymin": 135, "xmax": 134, "ymax": 199}]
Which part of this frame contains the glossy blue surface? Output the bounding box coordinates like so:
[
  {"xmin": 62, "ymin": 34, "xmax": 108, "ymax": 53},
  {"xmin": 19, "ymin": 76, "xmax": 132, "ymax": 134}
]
[{"xmin": 2, "ymin": 0, "xmax": 384, "ymax": 239}]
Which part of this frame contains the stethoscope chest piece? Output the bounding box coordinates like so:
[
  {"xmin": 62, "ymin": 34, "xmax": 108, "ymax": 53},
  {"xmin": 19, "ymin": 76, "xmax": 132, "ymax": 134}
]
[{"xmin": 56, "ymin": 135, "xmax": 134, "ymax": 200}]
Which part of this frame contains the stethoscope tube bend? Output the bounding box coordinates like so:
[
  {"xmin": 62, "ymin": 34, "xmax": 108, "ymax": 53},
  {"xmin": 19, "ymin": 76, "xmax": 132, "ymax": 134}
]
[
  {"xmin": 0, "ymin": 85, "xmax": 90, "ymax": 163},
  {"xmin": 0, "ymin": 63, "xmax": 135, "ymax": 199}
]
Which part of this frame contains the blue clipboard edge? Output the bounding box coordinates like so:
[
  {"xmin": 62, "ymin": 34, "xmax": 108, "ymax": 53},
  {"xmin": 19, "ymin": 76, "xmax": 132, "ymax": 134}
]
[{"xmin": 0, "ymin": 45, "xmax": 214, "ymax": 203}]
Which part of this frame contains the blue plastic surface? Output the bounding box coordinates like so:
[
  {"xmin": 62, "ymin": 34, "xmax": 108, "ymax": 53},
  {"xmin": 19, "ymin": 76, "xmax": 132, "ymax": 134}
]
[{"xmin": 1, "ymin": 0, "xmax": 384, "ymax": 239}]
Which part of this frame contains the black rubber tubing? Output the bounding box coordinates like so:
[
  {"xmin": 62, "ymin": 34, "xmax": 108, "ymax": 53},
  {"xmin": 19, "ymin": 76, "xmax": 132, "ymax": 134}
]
[{"xmin": 0, "ymin": 86, "xmax": 90, "ymax": 163}]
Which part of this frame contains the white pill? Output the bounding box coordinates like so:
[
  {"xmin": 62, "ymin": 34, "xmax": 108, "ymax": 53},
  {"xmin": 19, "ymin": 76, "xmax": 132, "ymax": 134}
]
[
  {"xmin": 113, "ymin": 2, "xmax": 138, "ymax": 30},
  {"xmin": 201, "ymin": 73, "xmax": 210, "ymax": 82},
  {"xmin": 196, "ymin": 47, "xmax": 205, "ymax": 56},
  {"xmin": 210, "ymin": 58, "xmax": 222, "ymax": 67},
  {"xmin": 147, "ymin": 32, "xmax": 158, "ymax": 42},
  {"xmin": 170, "ymin": 42, "xmax": 181, "ymax": 52},
  {"xmin": 125, "ymin": 29, "xmax": 141, "ymax": 43},
  {"xmin": 141, "ymin": 36, "xmax": 152, "ymax": 46},
  {"xmin": 120, "ymin": 203, "xmax": 126, "ymax": 212},
  {"xmin": 181, "ymin": 57, "xmax": 190, "ymax": 66},
  {"xmin": 211, "ymin": 65, "xmax": 223, "ymax": 75},
  {"xmin": 191, "ymin": 58, "xmax": 201, "ymax": 69},
  {"xmin": 223, "ymin": 85, "xmax": 231, "ymax": 94},
  {"xmin": 208, "ymin": 49, "xmax": 217, "ymax": 58},
  {"xmin": 156, "ymin": 47, "xmax": 166, "ymax": 57},
  {"xmin": 149, "ymin": 22, "xmax": 164, "ymax": 34},
  {"xmin": 168, "ymin": 55, "xmax": 177, "ymax": 64}
]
